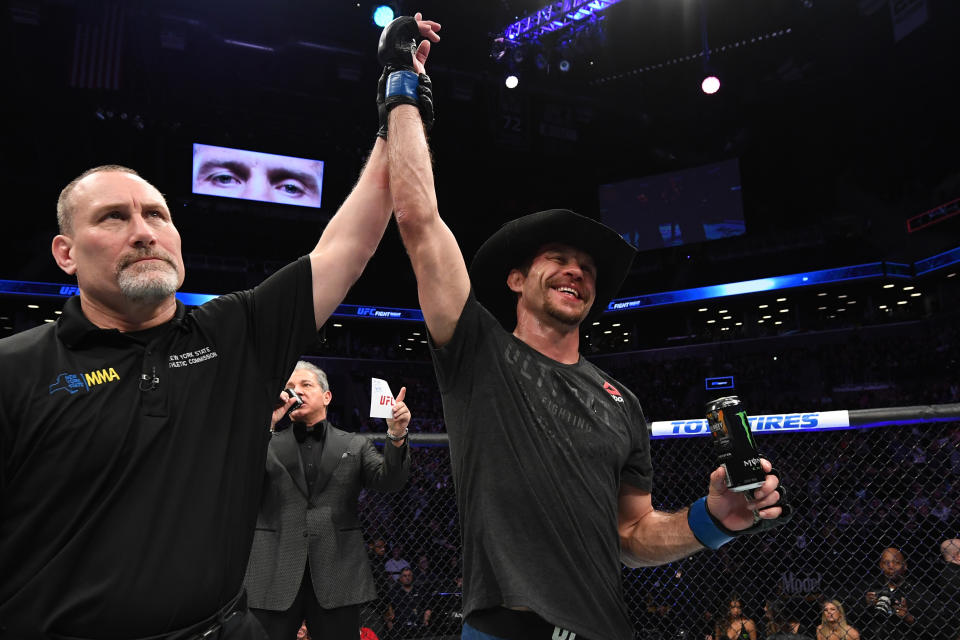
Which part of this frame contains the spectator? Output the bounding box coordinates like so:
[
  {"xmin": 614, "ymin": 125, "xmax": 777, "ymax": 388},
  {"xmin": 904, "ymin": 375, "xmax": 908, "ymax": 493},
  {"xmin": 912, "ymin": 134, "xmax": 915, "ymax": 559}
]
[
  {"xmin": 413, "ymin": 554, "xmax": 440, "ymax": 592},
  {"xmin": 296, "ymin": 622, "xmax": 311, "ymax": 639},
  {"xmin": 385, "ymin": 545, "xmax": 412, "ymax": 582},
  {"xmin": 815, "ymin": 600, "xmax": 859, "ymax": 640},
  {"xmin": 386, "ymin": 568, "xmax": 432, "ymax": 638},
  {"xmin": 368, "ymin": 538, "xmax": 392, "ymax": 598},
  {"xmin": 857, "ymin": 547, "xmax": 926, "ymax": 639},
  {"xmin": 370, "ymin": 538, "xmax": 389, "ymax": 568},
  {"xmin": 712, "ymin": 596, "xmax": 758, "ymax": 640},
  {"xmin": 939, "ymin": 539, "xmax": 960, "ymax": 640}
]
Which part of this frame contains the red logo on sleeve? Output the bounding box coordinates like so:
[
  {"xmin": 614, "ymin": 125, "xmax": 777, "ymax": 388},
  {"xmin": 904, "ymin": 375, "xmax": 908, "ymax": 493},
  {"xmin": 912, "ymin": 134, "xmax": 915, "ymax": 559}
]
[{"xmin": 603, "ymin": 381, "xmax": 625, "ymax": 403}]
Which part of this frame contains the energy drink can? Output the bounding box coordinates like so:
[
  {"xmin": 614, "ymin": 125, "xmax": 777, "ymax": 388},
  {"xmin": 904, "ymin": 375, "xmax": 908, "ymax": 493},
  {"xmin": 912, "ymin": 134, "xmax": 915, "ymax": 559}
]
[{"xmin": 706, "ymin": 396, "xmax": 765, "ymax": 492}]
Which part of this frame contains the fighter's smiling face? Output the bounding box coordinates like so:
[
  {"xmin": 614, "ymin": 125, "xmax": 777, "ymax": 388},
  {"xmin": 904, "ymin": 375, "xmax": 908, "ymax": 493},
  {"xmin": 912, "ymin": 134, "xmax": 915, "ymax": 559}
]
[{"xmin": 509, "ymin": 243, "xmax": 597, "ymax": 328}]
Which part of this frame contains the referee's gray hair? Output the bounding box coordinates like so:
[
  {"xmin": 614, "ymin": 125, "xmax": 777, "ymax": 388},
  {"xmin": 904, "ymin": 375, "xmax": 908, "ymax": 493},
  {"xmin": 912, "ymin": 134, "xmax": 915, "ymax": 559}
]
[{"xmin": 293, "ymin": 361, "xmax": 329, "ymax": 392}]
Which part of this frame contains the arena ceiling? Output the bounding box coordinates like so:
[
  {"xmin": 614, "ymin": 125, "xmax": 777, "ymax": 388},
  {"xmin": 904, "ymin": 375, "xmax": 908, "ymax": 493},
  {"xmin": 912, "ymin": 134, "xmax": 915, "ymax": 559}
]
[{"xmin": 2, "ymin": 0, "xmax": 958, "ymax": 305}]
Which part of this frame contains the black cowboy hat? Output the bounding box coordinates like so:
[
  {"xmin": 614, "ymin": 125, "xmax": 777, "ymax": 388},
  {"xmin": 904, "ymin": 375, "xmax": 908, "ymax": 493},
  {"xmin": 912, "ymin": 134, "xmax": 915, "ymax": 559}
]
[{"xmin": 469, "ymin": 209, "xmax": 636, "ymax": 330}]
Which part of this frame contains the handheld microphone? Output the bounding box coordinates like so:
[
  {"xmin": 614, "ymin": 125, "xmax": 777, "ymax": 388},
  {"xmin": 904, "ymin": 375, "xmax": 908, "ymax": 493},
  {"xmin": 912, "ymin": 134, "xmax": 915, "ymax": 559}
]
[{"xmin": 283, "ymin": 388, "xmax": 304, "ymax": 413}]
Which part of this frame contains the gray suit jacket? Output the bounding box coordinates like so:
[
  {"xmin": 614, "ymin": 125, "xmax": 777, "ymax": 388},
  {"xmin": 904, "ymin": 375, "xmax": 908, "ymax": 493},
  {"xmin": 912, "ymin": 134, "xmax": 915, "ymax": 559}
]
[{"xmin": 244, "ymin": 422, "xmax": 410, "ymax": 610}]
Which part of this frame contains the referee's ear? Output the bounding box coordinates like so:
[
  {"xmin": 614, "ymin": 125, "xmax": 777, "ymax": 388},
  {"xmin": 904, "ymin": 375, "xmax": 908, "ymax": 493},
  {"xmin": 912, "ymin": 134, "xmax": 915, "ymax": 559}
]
[{"xmin": 52, "ymin": 235, "xmax": 78, "ymax": 275}]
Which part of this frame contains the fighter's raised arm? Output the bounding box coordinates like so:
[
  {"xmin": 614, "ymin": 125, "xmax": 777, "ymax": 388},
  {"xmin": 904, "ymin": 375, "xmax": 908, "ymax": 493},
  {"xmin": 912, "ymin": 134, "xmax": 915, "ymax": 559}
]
[
  {"xmin": 307, "ymin": 19, "xmax": 445, "ymax": 331},
  {"xmin": 380, "ymin": 13, "xmax": 469, "ymax": 347},
  {"xmin": 307, "ymin": 137, "xmax": 392, "ymax": 330}
]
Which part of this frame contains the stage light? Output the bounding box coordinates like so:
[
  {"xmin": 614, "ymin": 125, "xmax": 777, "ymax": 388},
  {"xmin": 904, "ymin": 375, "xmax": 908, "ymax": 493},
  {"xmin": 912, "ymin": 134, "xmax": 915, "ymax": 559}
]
[
  {"xmin": 505, "ymin": 75, "xmax": 519, "ymax": 89},
  {"xmin": 500, "ymin": 0, "xmax": 625, "ymax": 43},
  {"xmin": 372, "ymin": 4, "xmax": 394, "ymax": 27},
  {"xmin": 559, "ymin": 59, "xmax": 570, "ymax": 72},
  {"xmin": 701, "ymin": 75, "xmax": 720, "ymax": 94}
]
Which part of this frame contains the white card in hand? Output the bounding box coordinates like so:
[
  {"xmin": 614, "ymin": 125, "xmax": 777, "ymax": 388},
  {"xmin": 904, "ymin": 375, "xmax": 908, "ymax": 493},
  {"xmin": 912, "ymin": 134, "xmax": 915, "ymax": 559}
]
[{"xmin": 370, "ymin": 378, "xmax": 396, "ymax": 419}]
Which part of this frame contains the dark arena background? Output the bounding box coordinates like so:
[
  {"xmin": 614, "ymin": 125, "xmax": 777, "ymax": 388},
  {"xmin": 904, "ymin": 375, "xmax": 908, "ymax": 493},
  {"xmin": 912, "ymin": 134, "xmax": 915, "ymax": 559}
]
[{"xmin": 2, "ymin": 0, "xmax": 959, "ymax": 638}]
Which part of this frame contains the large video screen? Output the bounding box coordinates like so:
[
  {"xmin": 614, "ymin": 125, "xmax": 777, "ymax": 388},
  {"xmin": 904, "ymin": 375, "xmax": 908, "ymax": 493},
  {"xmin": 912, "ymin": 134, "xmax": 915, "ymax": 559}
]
[
  {"xmin": 192, "ymin": 143, "xmax": 324, "ymax": 208},
  {"xmin": 598, "ymin": 158, "xmax": 745, "ymax": 251}
]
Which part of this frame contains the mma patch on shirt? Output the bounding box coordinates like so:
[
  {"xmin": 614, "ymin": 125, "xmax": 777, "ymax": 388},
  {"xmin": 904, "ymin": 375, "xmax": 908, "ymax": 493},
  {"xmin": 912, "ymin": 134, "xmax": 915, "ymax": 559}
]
[{"xmin": 48, "ymin": 368, "xmax": 121, "ymax": 395}]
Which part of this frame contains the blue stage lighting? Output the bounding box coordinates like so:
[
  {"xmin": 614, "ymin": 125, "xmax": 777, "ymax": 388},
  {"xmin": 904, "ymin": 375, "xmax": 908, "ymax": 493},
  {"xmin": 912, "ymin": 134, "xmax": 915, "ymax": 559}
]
[
  {"xmin": 3, "ymin": 247, "xmax": 953, "ymax": 322},
  {"xmin": 373, "ymin": 5, "xmax": 395, "ymax": 28},
  {"xmin": 500, "ymin": 0, "xmax": 623, "ymax": 44}
]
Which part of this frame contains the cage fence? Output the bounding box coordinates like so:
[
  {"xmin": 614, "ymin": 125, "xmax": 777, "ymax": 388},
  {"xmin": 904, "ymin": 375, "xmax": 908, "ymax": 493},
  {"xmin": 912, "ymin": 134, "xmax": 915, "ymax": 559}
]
[{"xmin": 354, "ymin": 417, "xmax": 959, "ymax": 640}]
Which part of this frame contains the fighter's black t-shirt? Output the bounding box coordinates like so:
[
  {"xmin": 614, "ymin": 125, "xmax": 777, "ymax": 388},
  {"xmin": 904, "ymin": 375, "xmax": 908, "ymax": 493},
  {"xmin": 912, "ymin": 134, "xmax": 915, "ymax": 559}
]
[
  {"xmin": 430, "ymin": 293, "xmax": 653, "ymax": 640},
  {"xmin": 0, "ymin": 256, "xmax": 316, "ymax": 639}
]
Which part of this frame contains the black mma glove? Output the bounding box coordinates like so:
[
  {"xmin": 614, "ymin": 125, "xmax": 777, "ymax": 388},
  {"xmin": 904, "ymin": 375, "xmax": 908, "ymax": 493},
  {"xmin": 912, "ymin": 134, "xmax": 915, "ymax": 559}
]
[
  {"xmin": 710, "ymin": 467, "xmax": 793, "ymax": 537},
  {"xmin": 375, "ymin": 15, "xmax": 435, "ymax": 138},
  {"xmin": 378, "ymin": 15, "xmax": 420, "ymax": 70}
]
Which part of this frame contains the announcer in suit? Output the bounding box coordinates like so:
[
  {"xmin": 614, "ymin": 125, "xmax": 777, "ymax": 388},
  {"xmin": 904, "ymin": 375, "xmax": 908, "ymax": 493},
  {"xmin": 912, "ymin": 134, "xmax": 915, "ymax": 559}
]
[{"xmin": 245, "ymin": 360, "xmax": 411, "ymax": 639}]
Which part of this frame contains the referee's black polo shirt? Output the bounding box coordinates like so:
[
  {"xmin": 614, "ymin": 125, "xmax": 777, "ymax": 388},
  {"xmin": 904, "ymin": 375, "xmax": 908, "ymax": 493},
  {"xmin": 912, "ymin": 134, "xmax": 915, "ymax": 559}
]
[{"xmin": 0, "ymin": 256, "xmax": 317, "ymax": 639}]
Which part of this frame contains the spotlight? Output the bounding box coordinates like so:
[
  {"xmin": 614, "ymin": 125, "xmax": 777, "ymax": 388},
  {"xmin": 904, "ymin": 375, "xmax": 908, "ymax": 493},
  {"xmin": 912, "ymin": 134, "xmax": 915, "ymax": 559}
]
[
  {"xmin": 701, "ymin": 75, "xmax": 720, "ymax": 94},
  {"xmin": 372, "ymin": 4, "xmax": 394, "ymax": 28},
  {"xmin": 558, "ymin": 59, "xmax": 570, "ymax": 72},
  {"xmin": 505, "ymin": 75, "xmax": 519, "ymax": 89}
]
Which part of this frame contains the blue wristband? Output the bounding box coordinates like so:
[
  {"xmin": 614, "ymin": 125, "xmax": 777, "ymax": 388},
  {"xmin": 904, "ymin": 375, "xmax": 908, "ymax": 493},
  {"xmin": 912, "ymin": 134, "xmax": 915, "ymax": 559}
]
[
  {"xmin": 385, "ymin": 70, "xmax": 419, "ymax": 104},
  {"xmin": 688, "ymin": 497, "xmax": 734, "ymax": 550}
]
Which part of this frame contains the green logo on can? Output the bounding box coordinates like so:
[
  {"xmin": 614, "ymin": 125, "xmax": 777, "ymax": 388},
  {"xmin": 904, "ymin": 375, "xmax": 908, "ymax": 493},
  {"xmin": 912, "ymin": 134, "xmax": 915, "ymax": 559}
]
[{"xmin": 736, "ymin": 410, "xmax": 755, "ymax": 449}]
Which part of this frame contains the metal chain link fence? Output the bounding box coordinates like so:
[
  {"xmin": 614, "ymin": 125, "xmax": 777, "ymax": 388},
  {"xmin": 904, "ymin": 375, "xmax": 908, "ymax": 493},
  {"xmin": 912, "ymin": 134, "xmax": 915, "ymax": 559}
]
[
  {"xmin": 351, "ymin": 421, "xmax": 959, "ymax": 640},
  {"xmin": 626, "ymin": 423, "xmax": 959, "ymax": 640}
]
